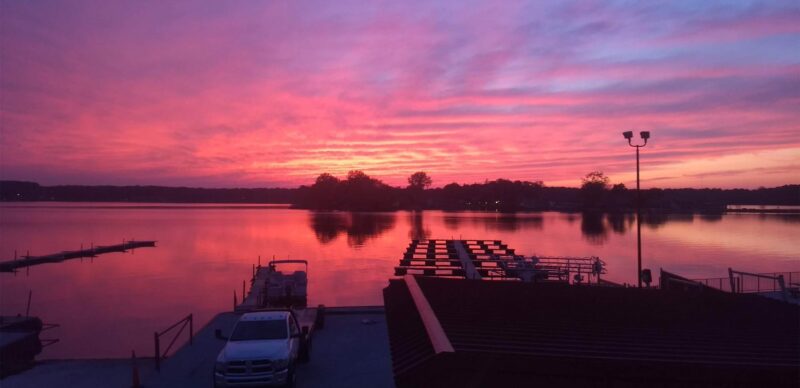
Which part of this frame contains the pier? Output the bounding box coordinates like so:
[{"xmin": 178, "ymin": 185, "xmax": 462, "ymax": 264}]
[
  {"xmin": 395, "ymin": 239, "xmax": 605, "ymax": 283},
  {"xmin": 0, "ymin": 240, "xmax": 156, "ymax": 272}
]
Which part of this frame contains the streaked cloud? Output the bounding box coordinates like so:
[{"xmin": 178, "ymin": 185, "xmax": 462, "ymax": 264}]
[{"xmin": 1, "ymin": 0, "xmax": 798, "ymax": 188}]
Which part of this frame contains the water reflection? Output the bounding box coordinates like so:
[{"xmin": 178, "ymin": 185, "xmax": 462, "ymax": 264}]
[
  {"xmin": 642, "ymin": 213, "xmax": 693, "ymax": 230},
  {"xmin": 408, "ymin": 212, "xmax": 431, "ymax": 241},
  {"xmin": 699, "ymin": 213, "xmax": 723, "ymax": 222},
  {"xmin": 581, "ymin": 212, "xmax": 608, "ymax": 245},
  {"xmin": 443, "ymin": 213, "xmax": 463, "ymax": 230},
  {"xmin": 479, "ymin": 213, "xmax": 543, "ymax": 232},
  {"xmin": 606, "ymin": 213, "xmax": 632, "ymax": 235},
  {"xmin": 1, "ymin": 205, "xmax": 797, "ymax": 360},
  {"xmin": 308, "ymin": 212, "xmax": 397, "ymax": 247}
]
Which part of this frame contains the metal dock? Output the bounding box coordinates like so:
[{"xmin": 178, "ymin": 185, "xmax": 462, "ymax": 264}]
[{"xmin": 394, "ymin": 239, "xmax": 606, "ymax": 284}]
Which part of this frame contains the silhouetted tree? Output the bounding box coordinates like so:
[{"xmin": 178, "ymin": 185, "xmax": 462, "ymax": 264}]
[
  {"xmin": 581, "ymin": 171, "xmax": 609, "ymax": 209},
  {"xmin": 406, "ymin": 171, "xmax": 432, "ymax": 208},
  {"xmin": 407, "ymin": 172, "xmax": 432, "ymax": 190},
  {"xmin": 307, "ymin": 173, "xmax": 342, "ymax": 209}
]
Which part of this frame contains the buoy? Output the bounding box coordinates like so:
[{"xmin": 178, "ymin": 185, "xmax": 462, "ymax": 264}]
[{"xmin": 131, "ymin": 350, "xmax": 141, "ymax": 388}]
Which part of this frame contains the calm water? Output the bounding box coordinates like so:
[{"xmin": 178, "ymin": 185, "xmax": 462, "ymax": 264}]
[{"xmin": 1, "ymin": 203, "xmax": 798, "ymax": 359}]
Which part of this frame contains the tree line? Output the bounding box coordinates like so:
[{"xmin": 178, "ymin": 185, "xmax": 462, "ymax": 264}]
[{"xmin": 1, "ymin": 172, "xmax": 798, "ymax": 212}]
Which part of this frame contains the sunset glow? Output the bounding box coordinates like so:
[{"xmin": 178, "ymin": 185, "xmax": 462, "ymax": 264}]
[{"xmin": 1, "ymin": 1, "xmax": 799, "ymax": 188}]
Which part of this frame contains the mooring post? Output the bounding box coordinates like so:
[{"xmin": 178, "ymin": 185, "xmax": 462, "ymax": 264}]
[
  {"xmin": 242, "ymin": 280, "xmax": 246, "ymax": 300},
  {"xmin": 26, "ymin": 290, "xmax": 32, "ymax": 316},
  {"xmin": 233, "ymin": 290, "xmax": 238, "ymax": 310},
  {"xmin": 154, "ymin": 332, "xmax": 161, "ymax": 371},
  {"xmin": 258, "ymin": 255, "xmax": 261, "ymax": 268},
  {"xmin": 131, "ymin": 350, "xmax": 141, "ymax": 388},
  {"xmin": 728, "ymin": 267, "xmax": 736, "ymax": 293}
]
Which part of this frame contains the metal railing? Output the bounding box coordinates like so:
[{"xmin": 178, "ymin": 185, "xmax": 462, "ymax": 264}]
[
  {"xmin": 154, "ymin": 314, "xmax": 193, "ymax": 371},
  {"xmin": 691, "ymin": 270, "xmax": 799, "ymax": 297}
]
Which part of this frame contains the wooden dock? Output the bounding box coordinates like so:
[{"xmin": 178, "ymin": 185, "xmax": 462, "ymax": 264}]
[
  {"xmin": 395, "ymin": 239, "xmax": 606, "ymax": 283},
  {"xmin": 0, "ymin": 240, "xmax": 157, "ymax": 272}
]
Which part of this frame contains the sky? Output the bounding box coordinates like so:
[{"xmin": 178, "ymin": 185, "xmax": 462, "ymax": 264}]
[{"xmin": 1, "ymin": 0, "xmax": 799, "ymax": 189}]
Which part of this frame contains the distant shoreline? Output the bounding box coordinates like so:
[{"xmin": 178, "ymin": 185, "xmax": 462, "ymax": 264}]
[
  {"xmin": 1, "ymin": 201, "xmax": 799, "ymax": 214},
  {"xmin": 2, "ymin": 180, "xmax": 798, "ymax": 213}
]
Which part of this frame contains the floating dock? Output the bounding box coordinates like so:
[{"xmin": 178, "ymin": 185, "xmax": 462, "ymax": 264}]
[
  {"xmin": 0, "ymin": 240, "xmax": 156, "ymax": 272},
  {"xmin": 395, "ymin": 239, "xmax": 605, "ymax": 284}
]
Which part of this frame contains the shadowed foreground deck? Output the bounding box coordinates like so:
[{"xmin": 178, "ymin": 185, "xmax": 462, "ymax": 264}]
[
  {"xmin": 2, "ymin": 307, "xmax": 393, "ymax": 388},
  {"xmin": 146, "ymin": 307, "xmax": 392, "ymax": 387},
  {"xmin": 384, "ymin": 276, "xmax": 800, "ymax": 387}
]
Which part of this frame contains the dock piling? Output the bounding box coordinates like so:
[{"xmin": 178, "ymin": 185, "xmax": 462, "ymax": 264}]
[
  {"xmin": 242, "ymin": 280, "xmax": 246, "ymax": 301},
  {"xmin": 189, "ymin": 314, "xmax": 193, "ymax": 345},
  {"xmin": 233, "ymin": 290, "xmax": 238, "ymax": 310},
  {"xmin": 25, "ymin": 290, "xmax": 32, "ymax": 316},
  {"xmin": 154, "ymin": 332, "xmax": 160, "ymax": 371},
  {"xmin": 131, "ymin": 350, "xmax": 141, "ymax": 387}
]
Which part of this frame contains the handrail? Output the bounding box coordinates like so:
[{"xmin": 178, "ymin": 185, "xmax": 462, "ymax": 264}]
[
  {"xmin": 690, "ymin": 271, "xmax": 798, "ymax": 301},
  {"xmin": 154, "ymin": 313, "xmax": 193, "ymax": 371}
]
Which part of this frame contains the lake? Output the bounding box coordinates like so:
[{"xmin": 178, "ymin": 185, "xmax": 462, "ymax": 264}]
[{"xmin": 1, "ymin": 203, "xmax": 798, "ymax": 359}]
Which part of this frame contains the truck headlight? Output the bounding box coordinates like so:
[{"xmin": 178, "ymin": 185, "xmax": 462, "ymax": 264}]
[
  {"xmin": 215, "ymin": 361, "xmax": 226, "ymax": 374},
  {"xmin": 272, "ymin": 358, "xmax": 289, "ymax": 370}
]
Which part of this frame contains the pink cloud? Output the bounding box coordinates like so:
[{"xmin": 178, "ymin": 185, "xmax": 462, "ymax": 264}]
[{"xmin": 1, "ymin": 1, "xmax": 799, "ymax": 189}]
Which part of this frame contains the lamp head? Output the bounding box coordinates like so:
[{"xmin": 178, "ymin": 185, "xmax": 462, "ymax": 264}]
[
  {"xmin": 622, "ymin": 131, "xmax": 633, "ymax": 140},
  {"xmin": 640, "ymin": 131, "xmax": 650, "ymax": 140}
]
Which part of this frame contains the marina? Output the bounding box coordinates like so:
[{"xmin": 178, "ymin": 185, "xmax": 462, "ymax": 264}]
[
  {"xmin": 2, "ymin": 236, "xmax": 798, "ymax": 387},
  {"xmin": 2, "ymin": 1, "xmax": 799, "ymax": 385}
]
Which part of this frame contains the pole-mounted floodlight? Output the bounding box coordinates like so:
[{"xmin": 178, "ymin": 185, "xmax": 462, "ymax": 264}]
[{"xmin": 622, "ymin": 130, "xmax": 651, "ymax": 288}]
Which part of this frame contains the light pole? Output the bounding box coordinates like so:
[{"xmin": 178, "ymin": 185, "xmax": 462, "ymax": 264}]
[{"xmin": 622, "ymin": 130, "xmax": 650, "ymax": 288}]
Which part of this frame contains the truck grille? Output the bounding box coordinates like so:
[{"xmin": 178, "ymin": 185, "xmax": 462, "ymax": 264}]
[{"xmin": 224, "ymin": 359, "xmax": 273, "ymax": 375}]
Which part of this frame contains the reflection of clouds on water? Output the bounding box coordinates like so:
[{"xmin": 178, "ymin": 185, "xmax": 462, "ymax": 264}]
[
  {"xmin": 763, "ymin": 214, "xmax": 800, "ymax": 224},
  {"xmin": 308, "ymin": 212, "xmax": 397, "ymax": 247}
]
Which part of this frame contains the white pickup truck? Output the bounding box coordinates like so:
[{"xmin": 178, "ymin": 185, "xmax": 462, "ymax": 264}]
[{"xmin": 214, "ymin": 310, "xmax": 310, "ymax": 387}]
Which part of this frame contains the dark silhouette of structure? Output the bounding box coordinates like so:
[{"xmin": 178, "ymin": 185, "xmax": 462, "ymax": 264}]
[
  {"xmin": 383, "ymin": 276, "xmax": 799, "ymax": 387},
  {"xmin": 623, "ymin": 130, "xmax": 650, "ymax": 288}
]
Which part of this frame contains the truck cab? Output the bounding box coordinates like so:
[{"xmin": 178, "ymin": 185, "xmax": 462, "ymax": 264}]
[{"xmin": 214, "ymin": 310, "xmax": 305, "ymax": 387}]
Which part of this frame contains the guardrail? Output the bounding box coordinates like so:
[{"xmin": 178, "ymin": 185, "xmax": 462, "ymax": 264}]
[
  {"xmin": 154, "ymin": 314, "xmax": 193, "ymax": 371},
  {"xmin": 691, "ymin": 270, "xmax": 799, "ymax": 301}
]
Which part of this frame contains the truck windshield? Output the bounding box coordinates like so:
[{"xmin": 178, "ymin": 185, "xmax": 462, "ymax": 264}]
[{"xmin": 230, "ymin": 320, "xmax": 288, "ymax": 341}]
